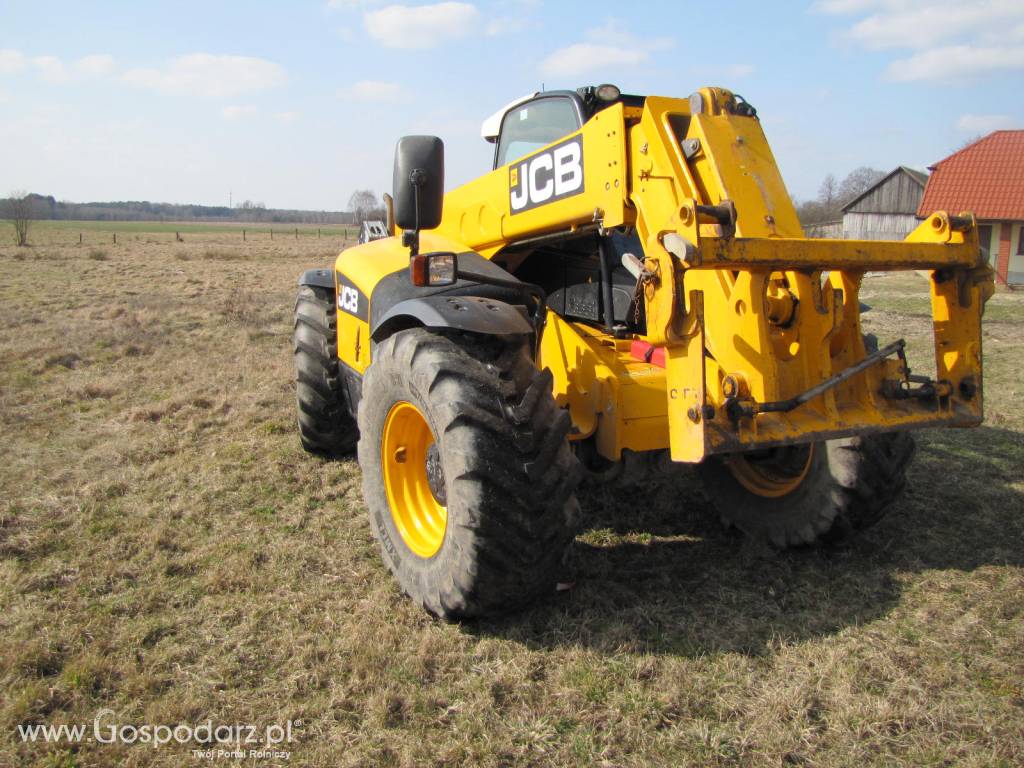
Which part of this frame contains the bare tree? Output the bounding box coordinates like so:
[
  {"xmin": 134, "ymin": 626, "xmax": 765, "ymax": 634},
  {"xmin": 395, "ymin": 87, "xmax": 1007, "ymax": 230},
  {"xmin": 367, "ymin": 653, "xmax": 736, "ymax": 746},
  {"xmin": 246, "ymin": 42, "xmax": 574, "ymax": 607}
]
[
  {"xmin": 818, "ymin": 174, "xmax": 838, "ymax": 209},
  {"xmin": 838, "ymin": 167, "xmax": 885, "ymax": 205},
  {"xmin": 348, "ymin": 189, "xmax": 383, "ymax": 225},
  {"xmin": 235, "ymin": 199, "xmax": 267, "ymax": 222},
  {"xmin": 4, "ymin": 190, "xmax": 36, "ymax": 247}
]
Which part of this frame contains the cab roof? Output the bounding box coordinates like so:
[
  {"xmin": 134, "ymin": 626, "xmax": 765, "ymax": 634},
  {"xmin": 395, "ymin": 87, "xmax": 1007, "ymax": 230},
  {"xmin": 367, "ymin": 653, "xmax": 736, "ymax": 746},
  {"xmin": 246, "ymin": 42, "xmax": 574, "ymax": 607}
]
[{"xmin": 480, "ymin": 85, "xmax": 644, "ymax": 143}]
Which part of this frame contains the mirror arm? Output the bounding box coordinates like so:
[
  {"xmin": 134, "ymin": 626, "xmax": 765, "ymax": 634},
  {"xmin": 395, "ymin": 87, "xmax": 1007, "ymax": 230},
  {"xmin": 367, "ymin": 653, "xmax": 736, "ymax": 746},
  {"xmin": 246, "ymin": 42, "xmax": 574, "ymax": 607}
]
[
  {"xmin": 403, "ymin": 168, "xmax": 426, "ymax": 258},
  {"xmin": 402, "ymin": 229, "xmax": 420, "ymax": 257}
]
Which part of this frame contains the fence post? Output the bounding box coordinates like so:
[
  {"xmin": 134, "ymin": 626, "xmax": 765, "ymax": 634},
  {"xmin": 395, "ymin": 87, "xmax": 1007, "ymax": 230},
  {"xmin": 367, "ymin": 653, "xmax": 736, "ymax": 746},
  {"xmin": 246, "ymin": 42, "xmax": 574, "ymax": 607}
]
[
  {"xmin": 317, "ymin": 228, "xmax": 320, "ymax": 238},
  {"xmin": 79, "ymin": 233, "xmax": 82, "ymax": 245},
  {"xmin": 271, "ymin": 229, "xmax": 273, "ymax": 240},
  {"xmin": 295, "ymin": 227, "xmax": 298, "ymax": 240},
  {"xmin": 113, "ymin": 233, "xmax": 116, "ymax": 244}
]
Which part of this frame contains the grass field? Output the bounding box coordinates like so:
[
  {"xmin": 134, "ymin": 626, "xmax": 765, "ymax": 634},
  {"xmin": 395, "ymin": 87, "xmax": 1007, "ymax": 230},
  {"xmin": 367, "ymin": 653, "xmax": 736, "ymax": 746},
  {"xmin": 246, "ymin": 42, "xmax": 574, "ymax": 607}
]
[{"xmin": 1, "ymin": 221, "xmax": 1022, "ymax": 767}]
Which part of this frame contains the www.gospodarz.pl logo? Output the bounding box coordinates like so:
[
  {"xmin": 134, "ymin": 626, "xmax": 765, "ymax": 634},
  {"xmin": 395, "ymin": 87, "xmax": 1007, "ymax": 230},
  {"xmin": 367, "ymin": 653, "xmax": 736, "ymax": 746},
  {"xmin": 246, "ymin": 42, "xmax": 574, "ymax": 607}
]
[{"xmin": 17, "ymin": 709, "xmax": 298, "ymax": 759}]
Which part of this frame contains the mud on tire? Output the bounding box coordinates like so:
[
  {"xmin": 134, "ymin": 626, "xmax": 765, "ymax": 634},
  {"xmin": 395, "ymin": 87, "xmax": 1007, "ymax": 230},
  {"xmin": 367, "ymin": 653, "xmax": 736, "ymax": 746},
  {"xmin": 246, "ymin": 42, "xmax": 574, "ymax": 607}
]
[{"xmin": 358, "ymin": 328, "xmax": 580, "ymax": 619}]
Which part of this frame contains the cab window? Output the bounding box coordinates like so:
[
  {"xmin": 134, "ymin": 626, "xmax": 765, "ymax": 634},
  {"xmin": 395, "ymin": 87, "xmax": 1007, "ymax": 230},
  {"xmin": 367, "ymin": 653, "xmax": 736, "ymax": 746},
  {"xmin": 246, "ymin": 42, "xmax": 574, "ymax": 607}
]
[{"xmin": 495, "ymin": 97, "xmax": 581, "ymax": 168}]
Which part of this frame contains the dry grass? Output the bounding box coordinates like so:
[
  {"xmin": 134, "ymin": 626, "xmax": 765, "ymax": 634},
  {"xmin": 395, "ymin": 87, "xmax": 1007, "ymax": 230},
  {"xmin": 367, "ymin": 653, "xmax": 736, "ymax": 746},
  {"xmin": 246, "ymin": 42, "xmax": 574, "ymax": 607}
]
[{"xmin": 1, "ymin": 224, "xmax": 1022, "ymax": 767}]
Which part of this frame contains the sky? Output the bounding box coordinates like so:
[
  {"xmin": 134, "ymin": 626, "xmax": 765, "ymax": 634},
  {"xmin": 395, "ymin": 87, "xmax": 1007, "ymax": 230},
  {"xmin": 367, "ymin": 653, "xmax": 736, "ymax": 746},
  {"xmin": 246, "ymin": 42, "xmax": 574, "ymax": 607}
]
[{"xmin": 1, "ymin": 0, "xmax": 1023, "ymax": 211}]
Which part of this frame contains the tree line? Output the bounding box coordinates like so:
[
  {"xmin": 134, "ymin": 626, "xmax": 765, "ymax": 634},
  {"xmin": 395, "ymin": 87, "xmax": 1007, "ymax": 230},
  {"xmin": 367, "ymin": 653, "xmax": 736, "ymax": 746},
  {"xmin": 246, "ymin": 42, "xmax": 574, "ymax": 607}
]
[{"xmin": 0, "ymin": 192, "xmax": 355, "ymax": 229}]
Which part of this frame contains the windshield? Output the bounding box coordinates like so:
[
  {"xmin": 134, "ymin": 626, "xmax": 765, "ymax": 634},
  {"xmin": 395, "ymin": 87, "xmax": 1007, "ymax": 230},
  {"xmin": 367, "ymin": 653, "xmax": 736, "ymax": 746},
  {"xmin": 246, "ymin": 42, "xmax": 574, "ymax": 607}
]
[{"xmin": 496, "ymin": 97, "xmax": 580, "ymax": 167}]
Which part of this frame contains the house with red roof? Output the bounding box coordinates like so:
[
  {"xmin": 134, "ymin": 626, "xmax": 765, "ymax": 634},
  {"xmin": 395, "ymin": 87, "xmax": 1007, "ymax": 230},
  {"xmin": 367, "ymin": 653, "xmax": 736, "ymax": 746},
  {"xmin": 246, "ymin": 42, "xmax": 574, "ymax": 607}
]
[{"xmin": 917, "ymin": 130, "xmax": 1024, "ymax": 286}]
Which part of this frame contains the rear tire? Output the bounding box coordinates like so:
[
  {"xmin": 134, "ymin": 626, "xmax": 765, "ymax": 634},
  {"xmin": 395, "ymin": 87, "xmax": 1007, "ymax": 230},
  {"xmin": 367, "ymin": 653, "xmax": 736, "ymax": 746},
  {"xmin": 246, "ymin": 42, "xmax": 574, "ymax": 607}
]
[
  {"xmin": 699, "ymin": 431, "xmax": 916, "ymax": 547},
  {"xmin": 293, "ymin": 284, "xmax": 358, "ymax": 456},
  {"xmin": 358, "ymin": 329, "xmax": 580, "ymax": 619}
]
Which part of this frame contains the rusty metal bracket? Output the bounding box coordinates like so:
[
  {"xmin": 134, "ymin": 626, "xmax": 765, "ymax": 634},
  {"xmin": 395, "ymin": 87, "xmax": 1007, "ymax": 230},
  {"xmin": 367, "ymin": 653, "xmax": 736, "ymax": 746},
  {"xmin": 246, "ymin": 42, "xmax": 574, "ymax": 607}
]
[{"xmin": 726, "ymin": 339, "xmax": 906, "ymax": 421}]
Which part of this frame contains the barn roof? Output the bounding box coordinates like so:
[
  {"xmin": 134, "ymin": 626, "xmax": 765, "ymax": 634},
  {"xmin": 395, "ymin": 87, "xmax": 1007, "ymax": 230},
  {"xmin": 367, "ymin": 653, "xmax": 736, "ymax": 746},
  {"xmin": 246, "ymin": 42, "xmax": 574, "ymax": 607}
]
[
  {"xmin": 841, "ymin": 166, "xmax": 928, "ymax": 214},
  {"xmin": 917, "ymin": 130, "xmax": 1024, "ymax": 220}
]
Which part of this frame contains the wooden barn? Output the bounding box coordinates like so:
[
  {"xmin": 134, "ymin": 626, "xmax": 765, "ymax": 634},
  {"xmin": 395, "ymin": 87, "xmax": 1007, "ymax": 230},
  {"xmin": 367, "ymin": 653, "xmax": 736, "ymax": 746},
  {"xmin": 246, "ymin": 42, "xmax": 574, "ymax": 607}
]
[{"xmin": 841, "ymin": 166, "xmax": 928, "ymax": 241}]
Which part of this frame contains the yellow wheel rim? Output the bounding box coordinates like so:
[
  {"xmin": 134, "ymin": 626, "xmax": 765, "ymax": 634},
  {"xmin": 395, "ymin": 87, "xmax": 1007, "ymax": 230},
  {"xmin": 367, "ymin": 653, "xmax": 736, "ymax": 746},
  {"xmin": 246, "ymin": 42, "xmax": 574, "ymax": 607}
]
[
  {"xmin": 381, "ymin": 401, "xmax": 447, "ymax": 558},
  {"xmin": 727, "ymin": 444, "xmax": 815, "ymax": 499}
]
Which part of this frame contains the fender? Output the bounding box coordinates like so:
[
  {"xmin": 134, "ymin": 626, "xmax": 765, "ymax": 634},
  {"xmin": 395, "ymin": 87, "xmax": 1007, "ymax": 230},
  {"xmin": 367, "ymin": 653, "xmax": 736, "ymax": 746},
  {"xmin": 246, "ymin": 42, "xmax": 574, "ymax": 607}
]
[
  {"xmin": 297, "ymin": 268, "xmax": 335, "ymax": 290},
  {"xmin": 372, "ymin": 295, "xmax": 532, "ymax": 342},
  {"xmin": 368, "ymin": 249, "xmax": 532, "ymax": 341},
  {"xmin": 332, "ymin": 232, "xmax": 532, "ymax": 374}
]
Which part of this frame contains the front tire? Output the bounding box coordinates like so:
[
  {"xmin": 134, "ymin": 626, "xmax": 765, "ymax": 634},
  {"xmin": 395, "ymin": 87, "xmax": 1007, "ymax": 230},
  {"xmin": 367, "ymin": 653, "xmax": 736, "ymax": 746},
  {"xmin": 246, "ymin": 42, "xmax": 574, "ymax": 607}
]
[
  {"xmin": 358, "ymin": 329, "xmax": 580, "ymax": 619},
  {"xmin": 699, "ymin": 432, "xmax": 916, "ymax": 547}
]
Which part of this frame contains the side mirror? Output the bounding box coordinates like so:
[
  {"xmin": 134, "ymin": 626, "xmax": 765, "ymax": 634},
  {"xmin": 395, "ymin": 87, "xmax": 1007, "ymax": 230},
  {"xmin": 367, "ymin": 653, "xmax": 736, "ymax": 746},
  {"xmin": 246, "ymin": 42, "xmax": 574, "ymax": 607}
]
[{"xmin": 393, "ymin": 135, "xmax": 444, "ymax": 238}]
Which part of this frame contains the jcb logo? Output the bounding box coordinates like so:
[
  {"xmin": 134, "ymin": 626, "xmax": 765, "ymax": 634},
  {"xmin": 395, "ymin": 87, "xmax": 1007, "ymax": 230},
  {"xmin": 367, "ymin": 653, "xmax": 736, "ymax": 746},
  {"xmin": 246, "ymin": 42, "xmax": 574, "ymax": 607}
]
[
  {"xmin": 509, "ymin": 135, "xmax": 583, "ymax": 214},
  {"xmin": 335, "ymin": 273, "xmax": 368, "ymax": 321},
  {"xmin": 339, "ymin": 286, "xmax": 359, "ymax": 314}
]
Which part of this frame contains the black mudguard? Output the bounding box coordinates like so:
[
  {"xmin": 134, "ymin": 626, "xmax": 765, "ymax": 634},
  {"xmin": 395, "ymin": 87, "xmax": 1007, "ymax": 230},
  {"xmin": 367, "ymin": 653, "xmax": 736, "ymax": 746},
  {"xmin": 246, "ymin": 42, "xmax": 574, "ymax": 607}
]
[
  {"xmin": 372, "ymin": 295, "xmax": 532, "ymax": 342},
  {"xmin": 297, "ymin": 268, "xmax": 335, "ymax": 290}
]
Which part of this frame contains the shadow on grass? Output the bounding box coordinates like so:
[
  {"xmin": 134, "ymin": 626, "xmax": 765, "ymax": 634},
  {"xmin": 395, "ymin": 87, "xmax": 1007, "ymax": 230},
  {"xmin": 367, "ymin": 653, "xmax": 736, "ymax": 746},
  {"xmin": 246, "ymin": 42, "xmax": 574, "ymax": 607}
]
[{"xmin": 471, "ymin": 426, "xmax": 1024, "ymax": 656}]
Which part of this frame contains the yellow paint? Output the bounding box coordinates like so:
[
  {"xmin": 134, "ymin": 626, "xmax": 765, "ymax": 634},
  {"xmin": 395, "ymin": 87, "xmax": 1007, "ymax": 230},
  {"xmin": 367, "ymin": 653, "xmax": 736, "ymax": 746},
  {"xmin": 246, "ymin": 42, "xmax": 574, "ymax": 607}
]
[{"xmin": 537, "ymin": 314, "xmax": 667, "ymax": 458}]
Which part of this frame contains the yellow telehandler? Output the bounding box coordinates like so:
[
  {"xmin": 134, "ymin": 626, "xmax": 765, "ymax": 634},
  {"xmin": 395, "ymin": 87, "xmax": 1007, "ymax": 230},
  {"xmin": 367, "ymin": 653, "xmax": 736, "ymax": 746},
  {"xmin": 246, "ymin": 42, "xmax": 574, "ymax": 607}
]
[{"xmin": 294, "ymin": 85, "xmax": 994, "ymax": 618}]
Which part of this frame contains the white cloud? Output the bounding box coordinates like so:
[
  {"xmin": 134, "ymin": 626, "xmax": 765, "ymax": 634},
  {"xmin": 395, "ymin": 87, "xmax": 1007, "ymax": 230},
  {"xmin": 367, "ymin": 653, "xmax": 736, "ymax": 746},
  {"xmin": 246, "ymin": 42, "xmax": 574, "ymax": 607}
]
[
  {"xmin": 540, "ymin": 43, "xmax": 647, "ymax": 78},
  {"xmin": 339, "ymin": 79, "xmax": 403, "ymax": 101},
  {"xmin": 122, "ymin": 54, "xmax": 286, "ymax": 98},
  {"xmin": 19, "ymin": 53, "xmax": 115, "ymax": 83},
  {"xmin": 540, "ymin": 22, "xmax": 671, "ymax": 78},
  {"xmin": 484, "ymin": 16, "xmax": 531, "ymax": 36},
  {"xmin": 221, "ymin": 104, "xmax": 258, "ymax": 120},
  {"xmin": 818, "ymin": 0, "xmax": 1024, "ymax": 82},
  {"xmin": 75, "ymin": 54, "xmax": 115, "ymax": 77},
  {"xmin": 812, "ymin": 0, "xmax": 885, "ymax": 12},
  {"xmin": 884, "ymin": 44, "xmax": 1024, "ymax": 81},
  {"xmin": 956, "ymin": 113, "xmax": 1021, "ymax": 133},
  {"xmin": 726, "ymin": 63, "xmax": 754, "ymax": 78},
  {"xmin": 275, "ymin": 111, "xmax": 301, "ymax": 124},
  {"xmin": 364, "ymin": 3, "xmax": 480, "ymax": 49},
  {"xmin": 31, "ymin": 55, "xmax": 69, "ymax": 83},
  {"xmin": 847, "ymin": 1, "xmax": 1024, "ymax": 50},
  {"xmin": 0, "ymin": 48, "xmax": 27, "ymax": 73}
]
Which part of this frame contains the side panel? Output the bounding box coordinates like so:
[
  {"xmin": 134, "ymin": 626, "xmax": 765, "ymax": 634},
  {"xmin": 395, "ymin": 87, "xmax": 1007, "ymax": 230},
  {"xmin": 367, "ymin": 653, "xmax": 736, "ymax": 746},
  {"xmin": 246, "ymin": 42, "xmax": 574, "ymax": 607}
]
[{"xmin": 333, "ymin": 239, "xmax": 404, "ymax": 375}]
